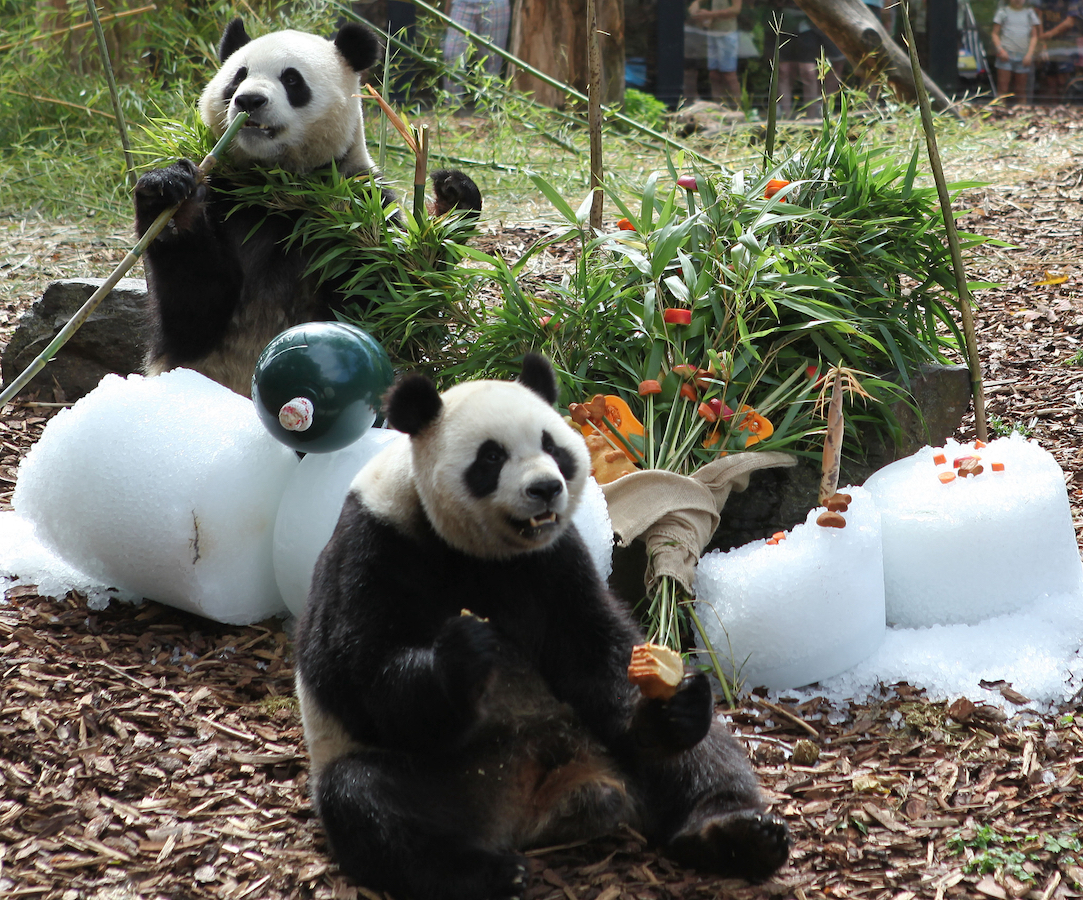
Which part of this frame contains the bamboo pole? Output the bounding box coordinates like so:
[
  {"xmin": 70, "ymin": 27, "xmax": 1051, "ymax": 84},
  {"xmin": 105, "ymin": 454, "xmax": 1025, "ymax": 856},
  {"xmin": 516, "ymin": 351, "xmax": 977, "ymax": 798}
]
[
  {"xmin": 900, "ymin": 3, "xmax": 987, "ymax": 441},
  {"xmin": 85, "ymin": 0, "xmax": 136, "ymax": 188},
  {"xmin": 0, "ymin": 112, "xmax": 249, "ymax": 408}
]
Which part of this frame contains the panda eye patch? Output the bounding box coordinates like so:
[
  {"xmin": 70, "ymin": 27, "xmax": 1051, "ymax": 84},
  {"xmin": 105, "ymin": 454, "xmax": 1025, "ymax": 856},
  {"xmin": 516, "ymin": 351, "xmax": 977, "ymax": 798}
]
[
  {"xmin": 464, "ymin": 440, "xmax": 508, "ymax": 498},
  {"xmin": 542, "ymin": 430, "xmax": 578, "ymax": 482},
  {"xmin": 279, "ymin": 67, "xmax": 312, "ymax": 108},
  {"xmin": 224, "ymin": 66, "xmax": 248, "ymax": 99}
]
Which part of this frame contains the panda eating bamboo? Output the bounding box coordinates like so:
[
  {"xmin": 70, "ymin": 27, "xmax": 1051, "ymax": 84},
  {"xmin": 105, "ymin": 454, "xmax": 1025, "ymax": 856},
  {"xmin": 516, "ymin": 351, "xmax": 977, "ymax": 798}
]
[{"xmin": 133, "ymin": 19, "xmax": 482, "ymax": 396}]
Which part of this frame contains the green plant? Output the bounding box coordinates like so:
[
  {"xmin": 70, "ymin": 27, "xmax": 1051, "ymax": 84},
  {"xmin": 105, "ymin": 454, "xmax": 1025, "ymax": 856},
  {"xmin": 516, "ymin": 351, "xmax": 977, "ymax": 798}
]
[
  {"xmin": 987, "ymin": 414, "xmax": 1033, "ymax": 439},
  {"xmin": 622, "ymin": 88, "xmax": 669, "ymax": 132}
]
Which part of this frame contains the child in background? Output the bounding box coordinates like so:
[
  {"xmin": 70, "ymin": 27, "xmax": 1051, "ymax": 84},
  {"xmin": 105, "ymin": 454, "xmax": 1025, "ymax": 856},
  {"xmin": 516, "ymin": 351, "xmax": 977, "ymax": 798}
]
[{"xmin": 993, "ymin": 0, "xmax": 1041, "ymax": 102}]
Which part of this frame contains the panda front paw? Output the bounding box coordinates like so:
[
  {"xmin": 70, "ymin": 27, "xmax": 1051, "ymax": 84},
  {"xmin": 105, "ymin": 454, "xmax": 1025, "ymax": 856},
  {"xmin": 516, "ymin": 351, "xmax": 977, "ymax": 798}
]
[
  {"xmin": 133, "ymin": 159, "xmax": 204, "ymax": 232},
  {"xmin": 633, "ymin": 671, "xmax": 713, "ymax": 752},
  {"xmin": 433, "ymin": 614, "xmax": 499, "ymax": 708}
]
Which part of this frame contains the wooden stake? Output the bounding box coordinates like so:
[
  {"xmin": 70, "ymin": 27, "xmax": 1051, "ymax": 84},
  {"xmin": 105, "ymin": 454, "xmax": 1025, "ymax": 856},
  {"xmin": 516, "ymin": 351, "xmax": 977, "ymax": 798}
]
[
  {"xmin": 819, "ymin": 372, "xmax": 844, "ymax": 505},
  {"xmin": 586, "ymin": 0, "xmax": 603, "ymax": 231}
]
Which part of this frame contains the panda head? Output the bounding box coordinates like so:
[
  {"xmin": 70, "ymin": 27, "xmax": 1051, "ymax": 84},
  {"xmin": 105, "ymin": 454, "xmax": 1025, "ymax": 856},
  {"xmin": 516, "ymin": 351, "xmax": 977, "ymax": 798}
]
[
  {"xmin": 199, "ymin": 19, "xmax": 380, "ymax": 175},
  {"xmin": 384, "ymin": 355, "xmax": 590, "ymax": 560}
]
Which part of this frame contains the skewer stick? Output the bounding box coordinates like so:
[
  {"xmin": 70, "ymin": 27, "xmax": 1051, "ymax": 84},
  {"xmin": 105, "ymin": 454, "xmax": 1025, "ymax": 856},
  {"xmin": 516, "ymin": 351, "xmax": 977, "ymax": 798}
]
[{"xmin": 0, "ymin": 112, "xmax": 249, "ymax": 407}]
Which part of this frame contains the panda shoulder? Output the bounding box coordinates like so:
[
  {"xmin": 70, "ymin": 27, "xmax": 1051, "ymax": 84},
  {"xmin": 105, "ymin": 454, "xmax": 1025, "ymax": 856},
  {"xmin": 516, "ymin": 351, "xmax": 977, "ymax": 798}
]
[{"xmin": 346, "ymin": 433, "xmax": 424, "ymax": 537}]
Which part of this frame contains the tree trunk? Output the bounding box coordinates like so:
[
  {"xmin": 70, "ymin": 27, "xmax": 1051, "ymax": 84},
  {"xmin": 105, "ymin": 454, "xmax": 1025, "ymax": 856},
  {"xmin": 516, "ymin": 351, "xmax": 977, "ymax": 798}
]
[
  {"xmin": 795, "ymin": 0, "xmax": 955, "ymax": 113},
  {"xmin": 509, "ymin": 0, "xmax": 624, "ymax": 108}
]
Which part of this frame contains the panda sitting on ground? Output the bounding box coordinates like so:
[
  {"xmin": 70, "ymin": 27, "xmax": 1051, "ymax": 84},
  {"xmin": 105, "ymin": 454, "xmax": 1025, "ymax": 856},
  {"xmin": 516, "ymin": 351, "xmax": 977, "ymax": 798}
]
[
  {"xmin": 133, "ymin": 18, "xmax": 482, "ymax": 396},
  {"xmin": 294, "ymin": 354, "xmax": 790, "ymax": 900}
]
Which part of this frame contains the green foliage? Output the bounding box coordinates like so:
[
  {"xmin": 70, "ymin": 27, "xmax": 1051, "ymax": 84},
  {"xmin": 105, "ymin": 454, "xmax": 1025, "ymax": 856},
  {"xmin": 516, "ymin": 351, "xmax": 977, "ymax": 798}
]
[
  {"xmin": 622, "ymin": 88, "xmax": 669, "ymax": 132},
  {"xmin": 445, "ymin": 100, "xmax": 993, "ymax": 471},
  {"xmin": 947, "ymin": 826, "xmax": 1081, "ymax": 883}
]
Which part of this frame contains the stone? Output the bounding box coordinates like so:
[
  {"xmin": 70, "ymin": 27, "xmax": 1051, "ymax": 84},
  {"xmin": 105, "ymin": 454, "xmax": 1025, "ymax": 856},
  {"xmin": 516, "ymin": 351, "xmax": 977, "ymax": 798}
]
[{"xmin": 2, "ymin": 278, "xmax": 147, "ymax": 401}]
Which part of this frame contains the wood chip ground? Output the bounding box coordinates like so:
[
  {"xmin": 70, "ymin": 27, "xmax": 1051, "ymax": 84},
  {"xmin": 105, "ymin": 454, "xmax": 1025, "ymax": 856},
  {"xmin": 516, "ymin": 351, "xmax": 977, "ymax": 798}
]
[{"xmin": 2, "ymin": 106, "xmax": 1083, "ymax": 900}]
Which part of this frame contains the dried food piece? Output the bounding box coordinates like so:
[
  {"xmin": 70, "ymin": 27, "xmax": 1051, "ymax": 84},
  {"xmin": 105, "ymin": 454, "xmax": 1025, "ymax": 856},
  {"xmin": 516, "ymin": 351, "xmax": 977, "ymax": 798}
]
[
  {"xmin": 958, "ymin": 457, "xmax": 984, "ymax": 478},
  {"xmin": 627, "ymin": 643, "xmax": 684, "ymax": 699},
  {"xmin": 816, "ymin": 510, "xmax": 846, "ymax": 528}
]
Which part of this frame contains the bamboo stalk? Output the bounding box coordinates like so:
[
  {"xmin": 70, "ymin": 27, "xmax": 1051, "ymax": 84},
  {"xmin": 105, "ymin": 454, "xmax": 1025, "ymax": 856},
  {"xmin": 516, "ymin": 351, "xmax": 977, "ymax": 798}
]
[
  {"xmin": 0, "ymin": 112, "xmax": 249, "ymax": 408},
  {"xmin": 586, "ymin": 0, "xmax": 603, "ymax": 231},
  {"xmin": 414, "ymin": 125, "xmax": 430, "ymax": 221},
  {"xmin": 85, "ymin": 0, "xmax": 135, "ymax": 188},
  {"xmin": 900, "ymin": 3, "xmax": 987, "ymax": 441}
]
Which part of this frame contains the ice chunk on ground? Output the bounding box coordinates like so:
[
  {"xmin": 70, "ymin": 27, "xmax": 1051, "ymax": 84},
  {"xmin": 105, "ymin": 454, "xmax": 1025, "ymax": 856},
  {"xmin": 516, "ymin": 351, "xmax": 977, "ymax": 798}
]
[
  {"xmin": 274, "ymin": 428, "xmax": 405, "ymax": 616},
  {"xmin": 787, "ymin": 588, "xmax": 1083, "ymax": 709},
  {"xmin": 863, "ymin": 434, "xmax": 1083, "ymax": 627},
  {"xmin": 0, "ymin": 511, "xmax": 141, "ymax": 610},
  {"xmin": 572, "ymin": 476, "xmax": 614, "ymax": 584},
  {"xmin": 13, "ymin": 370, "xmax": 298, "ymax": 625},
  {"xmin": 694, "ymin": 486, "xmax": 885, "ymax": 691}
]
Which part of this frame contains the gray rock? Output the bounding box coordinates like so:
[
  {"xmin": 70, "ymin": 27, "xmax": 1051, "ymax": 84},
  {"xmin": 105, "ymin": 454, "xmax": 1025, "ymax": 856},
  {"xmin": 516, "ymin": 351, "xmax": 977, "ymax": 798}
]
[{"xmin": 1, "ymin": 278, "xmax": 147, "ymax": 401}]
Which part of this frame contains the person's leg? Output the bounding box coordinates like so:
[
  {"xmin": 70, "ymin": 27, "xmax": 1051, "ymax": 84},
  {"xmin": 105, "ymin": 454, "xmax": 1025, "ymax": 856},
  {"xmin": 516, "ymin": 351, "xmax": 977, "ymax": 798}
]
[
  {"xmin": 996, "ymin": 62, "xmax": 1012, "ymax": 98},
  {"xmin": 777, "ymin": 61, "xmax": 796, "ymax": 116},
  {"xmin": 478, "ymin": 0, "xmax": 510, "ymax": 78},
  {"xmin": 442, "ymin": 0, "xmax": 473, "ymax": 99}
]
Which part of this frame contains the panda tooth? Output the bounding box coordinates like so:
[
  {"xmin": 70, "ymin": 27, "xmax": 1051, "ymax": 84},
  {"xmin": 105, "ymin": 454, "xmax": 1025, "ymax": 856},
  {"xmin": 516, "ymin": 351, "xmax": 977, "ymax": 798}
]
[{"xmin": 529, "ymin": 512, "xmax": 557, "ymax": 528}]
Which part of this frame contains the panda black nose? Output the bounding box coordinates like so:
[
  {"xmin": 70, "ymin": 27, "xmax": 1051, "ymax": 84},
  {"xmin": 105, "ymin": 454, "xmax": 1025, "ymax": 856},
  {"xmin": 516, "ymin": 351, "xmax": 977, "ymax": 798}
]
[
  {"xmin": 527, "ymin": 479, "xmax": 563, "ymax": 504},
  {"xmin": 233, "ymin": 92, "xmax": 267, "ymax": 113}
]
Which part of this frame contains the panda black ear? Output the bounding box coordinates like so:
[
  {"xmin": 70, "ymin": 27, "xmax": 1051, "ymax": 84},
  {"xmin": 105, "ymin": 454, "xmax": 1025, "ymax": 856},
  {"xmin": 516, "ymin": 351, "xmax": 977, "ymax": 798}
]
[
  {"xmin": 335, "ymin": 22, "xmax": 381, "ymax": 73},
  {"xmin": 219, "ymin": 18, "xmax": 251, "ymax": 63},
  {"xmin": 518, "ymin": 354, "xmax": 558, "ymax": 405},
  {"xmin": 385, "ymin": 374, "xmax": 443, "ymax": 436}
]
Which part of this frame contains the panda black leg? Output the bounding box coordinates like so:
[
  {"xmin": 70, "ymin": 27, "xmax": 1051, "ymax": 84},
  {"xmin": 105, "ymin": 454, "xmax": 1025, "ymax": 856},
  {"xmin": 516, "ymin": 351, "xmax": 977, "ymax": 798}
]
[
  {"xmin": 315, "ymin": 752, "xmax": 528, "ymax": 900},
  {"xmin": 631, "ymin": 725, "xmax": 790, "ymax": 883}
]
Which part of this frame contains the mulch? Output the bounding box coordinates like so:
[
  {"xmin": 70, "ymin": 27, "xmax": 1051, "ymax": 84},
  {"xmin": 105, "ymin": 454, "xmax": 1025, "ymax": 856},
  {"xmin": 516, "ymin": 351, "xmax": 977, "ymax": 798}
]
[{"xmin": 3, "ymin": 106, "xmax": 1083, "ymax": 900}]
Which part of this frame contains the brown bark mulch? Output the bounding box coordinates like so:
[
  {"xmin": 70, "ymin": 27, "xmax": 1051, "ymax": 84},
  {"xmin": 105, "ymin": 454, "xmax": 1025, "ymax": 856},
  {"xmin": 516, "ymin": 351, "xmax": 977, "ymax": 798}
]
[{"xmin": 3, "ymin": 106, "xmax": 1083, "ymax": 900}]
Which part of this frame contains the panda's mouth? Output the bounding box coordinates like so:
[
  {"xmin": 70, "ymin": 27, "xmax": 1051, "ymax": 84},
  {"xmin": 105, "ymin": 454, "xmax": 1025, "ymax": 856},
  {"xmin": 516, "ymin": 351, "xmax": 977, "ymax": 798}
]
[
  {"xmin": 237, "ymin": 118, "xmax": 281, "ymax": 140},
  {"xmin": 513, "ymin": 511, "xmax": 559, "ymax": 539}
]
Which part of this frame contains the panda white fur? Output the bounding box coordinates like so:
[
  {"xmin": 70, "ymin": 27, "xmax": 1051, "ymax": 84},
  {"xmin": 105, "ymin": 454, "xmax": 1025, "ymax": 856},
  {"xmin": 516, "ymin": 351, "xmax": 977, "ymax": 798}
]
[
  {"xmin": 133, "ymin": 19, "xmax": 481, "ymax": 396},
  {"xmin": 293, "ymin": 354, "xmax": 790, "ymax": 900}
]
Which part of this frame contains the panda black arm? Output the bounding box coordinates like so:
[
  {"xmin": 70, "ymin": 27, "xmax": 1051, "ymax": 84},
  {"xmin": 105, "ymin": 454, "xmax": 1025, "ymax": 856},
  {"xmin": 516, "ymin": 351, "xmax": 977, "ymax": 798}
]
[
  {"xmin": 296, "ymin": 495, "xmax": 497, "ymax": 752},
  {"xmin": 527, "ymin": 532, "xmax": 713, "ymax": 758},
  {"xmin": 135, "ymin": 161, "xmax": 243, "ymax": 360}
]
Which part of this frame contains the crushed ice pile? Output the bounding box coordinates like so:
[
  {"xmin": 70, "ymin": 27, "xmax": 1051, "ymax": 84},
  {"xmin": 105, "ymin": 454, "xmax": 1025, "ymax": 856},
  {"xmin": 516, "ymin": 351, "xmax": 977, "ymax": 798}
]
[
  {"xmin": 2, "ymin": 371, "xmax": 1082, "ymax": 707},
  {"xmin": 694, "ymin": 433, "xmax": 1083, "ymax": 707},
  {"xmin": 0, "ymin": 369, "xmax": 614, "ymax": 624}
]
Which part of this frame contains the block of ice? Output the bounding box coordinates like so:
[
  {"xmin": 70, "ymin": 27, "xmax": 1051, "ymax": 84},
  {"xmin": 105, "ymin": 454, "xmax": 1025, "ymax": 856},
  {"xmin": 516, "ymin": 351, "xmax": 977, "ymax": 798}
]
[
  {"xmin": 863, "ymin": 434, "xmax": 1083, "ymax": 628},
  {"xmin": 573, "ymin": 476, "xmax": 614, "ymax": 584},
  {"xmin": 274, "ymin": 428, "xmax": 406, "ymax": 616},
  {"xmin": 694, "ymin": 486, "xmax": 885, "ymax": 691},
  {"xmin": 13, "ymin": 370, "xmax": 298, "ymax": 625},
  {"xmin": 0, "ymin": 510, "xmax": 141, "ymax": 609}
]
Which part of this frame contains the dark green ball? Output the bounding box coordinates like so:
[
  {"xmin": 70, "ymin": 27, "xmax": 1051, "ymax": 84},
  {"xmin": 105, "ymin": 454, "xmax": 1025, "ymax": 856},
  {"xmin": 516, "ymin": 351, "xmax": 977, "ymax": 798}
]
[{"xmin": 252, "ymin": 323, "xmax": 394, "ymax": 453}]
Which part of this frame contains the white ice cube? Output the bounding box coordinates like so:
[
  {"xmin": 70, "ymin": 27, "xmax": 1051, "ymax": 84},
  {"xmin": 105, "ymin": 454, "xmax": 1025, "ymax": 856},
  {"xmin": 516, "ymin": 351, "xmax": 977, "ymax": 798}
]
[
  {"xmin": 863, "ymin": 434, "xmax": 1083, "ymax": 627},
  {"xmin": 13, "ymin": 370, "xmax": 298, "ymax": 624},
  {"xmin": 694, "ymin": 486, "xmax": 885, "ymax": 691},
  {"xmin": 274, "ymin": 428, "xmax": 405, "ymax": 616}
]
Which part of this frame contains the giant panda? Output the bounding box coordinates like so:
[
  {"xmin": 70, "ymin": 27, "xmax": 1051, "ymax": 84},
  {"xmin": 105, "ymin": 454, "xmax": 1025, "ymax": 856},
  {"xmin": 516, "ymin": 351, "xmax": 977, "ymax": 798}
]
[
  {"xmin": 293, "ymin": 354, "xmax": 789, "ymax": 900},
  {"xmin": 133, "ymin": 18, "xmax": 482, "ymax": 396}
]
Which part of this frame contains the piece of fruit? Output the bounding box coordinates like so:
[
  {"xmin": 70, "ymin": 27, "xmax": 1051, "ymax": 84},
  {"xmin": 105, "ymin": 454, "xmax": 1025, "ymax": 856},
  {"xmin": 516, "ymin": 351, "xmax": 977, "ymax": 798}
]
[{"xmin": 627, "ymin": 643, "xmax": 684, "ymax": 699}]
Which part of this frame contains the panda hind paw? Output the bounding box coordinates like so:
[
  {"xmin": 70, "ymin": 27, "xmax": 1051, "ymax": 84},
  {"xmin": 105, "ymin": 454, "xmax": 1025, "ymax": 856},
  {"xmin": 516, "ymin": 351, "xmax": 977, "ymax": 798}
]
[
  {"xmin": 430, "ymin": 848, "xmax": 527, "ymax": 900},
  {"xmin": 667, "ymin": 809, "xmax": 789, "ymax": 883}
]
